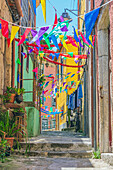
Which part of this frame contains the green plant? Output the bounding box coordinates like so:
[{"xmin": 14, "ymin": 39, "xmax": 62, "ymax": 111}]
[
  {"xmin": 0, "ymin": 87, "xmax": 16, "ymax": 104},
  {"xmin": 13, "ymin": 108, "xmax": 25, "ymax": 114},
  {"xmin": 0, "ymin": 111, "xmax": 21, "ymax": 138},
  {"xmin": 0, "ymin": 139, "xmax": 10, "ymax": 163},
  {"xmin": 15, "ymin": 88, "xmax": 25, "ymax": 95},
  {"xmin": 93, "ymin": 148, "xmax": 101, "ymax": 159}
]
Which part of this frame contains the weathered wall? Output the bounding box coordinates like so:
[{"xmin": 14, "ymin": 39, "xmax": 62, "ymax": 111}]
[{"xmin": 0, "ymin": 0, "xmax": 12, "ymax": 95}]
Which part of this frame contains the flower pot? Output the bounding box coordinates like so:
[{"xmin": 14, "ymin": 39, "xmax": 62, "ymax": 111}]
[
  {"xmin": 15, "ymin": 95, "xmax": 23, "ymax": 104},
  {"xmin": 5, "ymin": 137, "xmax": 14, "ymax": 148},
  {"xmin": 9, "ymin": 94, "xmax": 16, "ymax": 103}
]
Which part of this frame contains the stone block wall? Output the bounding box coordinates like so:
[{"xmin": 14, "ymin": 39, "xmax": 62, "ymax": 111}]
[{"xmin": 0, "ymin": 0, "xmax": 12, "ymax": 95}]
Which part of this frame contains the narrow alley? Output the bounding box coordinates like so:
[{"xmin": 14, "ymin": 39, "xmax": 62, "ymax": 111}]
[{"xmin": 1, "ymin": 0, "xmax": 113, "ymax": 169}]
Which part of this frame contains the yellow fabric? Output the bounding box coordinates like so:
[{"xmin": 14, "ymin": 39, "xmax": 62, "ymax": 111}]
[
  {"xmin": 10, "ymin": 26, "xmax": 20, "ymax": 44},
  {"xmin": 41, "ymin": 0, "xmax": 46, "ymax": 23}
]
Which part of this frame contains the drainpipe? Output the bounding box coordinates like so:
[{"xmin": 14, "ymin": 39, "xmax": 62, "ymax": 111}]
[{"xmin": 93, "ymin": 0, "xmax": 97, "ymax": 151}]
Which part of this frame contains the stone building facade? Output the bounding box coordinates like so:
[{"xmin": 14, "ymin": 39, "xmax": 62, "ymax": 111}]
[{"xmin": 0, "ymin": 0, "xmax": 22, "ymax": 97}]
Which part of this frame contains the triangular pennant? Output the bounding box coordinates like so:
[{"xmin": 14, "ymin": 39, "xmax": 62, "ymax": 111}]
[
  {"xmin": 7, "ymin": 38, "xmax": 10, "ymax": 48},
  {"xmin": 80, "ymin": 32, "xmax": 89, "ymax": 45},
  {"xmin": 52, "ymin": 12, "xmax": 58, "ymax": 29},
  {"xmin": 85, "ymin": 8, "xmax": 100, "ymax": 40},
  {"xmin": 32, "ymin": 67, "xmax": 38, "ymax": 73},
  {"xmin": 73, "ymin": 27, "xmax": 79, "ymax": 42},
  {"xmin": 43, "ymin": 33, "xmax": 51, "ymax": 49},
  {"xmin": 63, "ymin": 82, "xmax": 66, "ymax": 86},
  {"xmin": 68, "ymin": 52, "xmax": 73, "ymax": 57},
  {"xmin": 71, "ymin": 74, "xmax": 75, "ymax": 78},
  {"xmin": 41, "ymin": 0, "xmax": 46, "ymax": 23},
  {"xmin": 10, "ymin": 26, "xmax": 20, "ymax": 44},
  {"xmin": 30, "ymin": 26, "xmax": 49, "ymax": 44},
  {"xmin": 17, "ymin": 28, "xmax": 31, "ymax": 46},
  {"xmin": 0, "ymin": 19, "xmax": 9, "ymax": 38},
  {"xmin": 16, "ymin": 58, "xmax": 21, "ymax": 65},
  {"xmin": 51, "ymin": 34, "xmax": 59, "ymax": 50},
  {"xmin": 63, "ymin": 40, "xmax": 68, "ymax": 51},
  {"xmin": 55, "ymin": 53, "xmax": 60, "ymax": 60},
  {"xmin": 67, "ymin": 35, "xmax": 77, "ymax": 47}
]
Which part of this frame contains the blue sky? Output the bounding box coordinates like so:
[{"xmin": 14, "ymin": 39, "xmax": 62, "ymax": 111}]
[{"xmin": 36, "ymin": 0, "xmax": 78, "ymax": 34}]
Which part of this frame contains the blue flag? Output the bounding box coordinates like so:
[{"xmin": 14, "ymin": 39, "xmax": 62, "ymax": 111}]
[
  {"xmin": 85, "ymin": 8, "xmax": 100, "ymax": 40},
  {"xmin": 51, "ymin": 34, "xmax": 60, "ymax": 50},
  {"xmin": 55, "ymin": 53, "xmax": 60, "ymax": 60}
]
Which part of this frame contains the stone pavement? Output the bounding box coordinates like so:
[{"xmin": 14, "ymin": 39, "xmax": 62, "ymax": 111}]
[
  {"xmin": 0, "ymin": 156, "xmax": 113, "ymax": 170},
  {"xmin": 0, "ymin": 131, "xmax": 113, "ymax": 169}
]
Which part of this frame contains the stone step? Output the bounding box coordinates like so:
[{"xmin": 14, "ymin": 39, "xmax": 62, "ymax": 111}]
[
  {"xmin": 13, "ymin": 150, "xmax": 92, "ymax": 158},
  {"xmin": 20, "ymin": 142, "xmax": 92, "ymax": 152}
]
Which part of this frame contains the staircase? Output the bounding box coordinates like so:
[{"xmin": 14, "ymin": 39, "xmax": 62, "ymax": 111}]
[{"xmin": 14, "ymin": 131, "xmax": 92, "ymax": 158}]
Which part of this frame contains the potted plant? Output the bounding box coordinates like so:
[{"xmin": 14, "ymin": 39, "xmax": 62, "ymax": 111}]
[
  {"xmin": 0, "ymin": 87, "xmax": 16, "ymax": 104},
  {"xmin": 0, "ymin": 111, "xmax": 21, "ymax": 148},
  {"xmin": 15, "ymin": 88, "xmax": 25, "ymax": 104},
  {"xmin": 13, "ymin": 107, "xmax": 25, "ymax": 117},
  {"xmin": 0, "ymin": 139, "xmax": 10, "ymax": 163}
]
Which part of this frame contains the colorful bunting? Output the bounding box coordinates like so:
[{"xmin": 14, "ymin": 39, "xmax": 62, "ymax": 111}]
[
  {"xmin": 0, "ymin": 19, "xmax": 9, "ymax": 38},
  {"xmin": 32, "ymin": 67, "xmax": 38, "ymax": 73},
  {"xmin": 41, "ymin": 0, "xmax": 46, "ymax": 23},
  {"xmin": 85, "ymin": 8, "xmax": 100, "ymax": 40},
  {"xmin": 52, "ymin": 12, "xmax": 58, "ymax": 29},
  {"xmin": 10, "ymin": 26, "xmax": 20, "ymax": 44},
  {"xmin": 16, "ymin": 58, "xmax": 21, "ymax": 65},
  {"xmin": 17, "ymin": 28, "xmax": 31, "ymax": 46}
]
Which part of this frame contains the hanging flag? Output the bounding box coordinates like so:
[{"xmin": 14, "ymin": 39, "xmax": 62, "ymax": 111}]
[
  {"xmin": 51, "ymin": 34, "xmax": 59, "ymax": 50},
  {"xmin": 43, "ymin": 33, "xmax": 51, "ymax": 49},
  {"xmin": 21, "ymin": 52, "xmax": 27, "ymax": 59},
  {"xmin": 0, "ymin": 24, "xmax": 1, "ymax": 29},
  {"xmin": 63, "ymin": 40, "xmax": 68, "ymax": 51},
  {"xmin": 32, "ymin": 0, "xmax": 36, "ymax": 15},
  {"xmin": 32, "ymin": 67, "xmax": 38, "ymax": 73},
  {"xmin": 80, "ymin": 32, "xmax": 89, "ymax": 45},
  {"xmin": 31, "ymin": 29, "xmax": 41, "ymax": 46},
  {"xmin": 67, "ymin": 72, "xmax": 71, "ymax": 75},
  {"xmin": 78, "ymin": 84, "xmax": 83, "ymax": 99},
  {"xmin": 71, "ymin": 74, "xmax": 75, "ymax": 78},
  {"xmin": 16, "ymin": 58, "xmax": 21, "ymax": 65},
  {"xmin": 67, "ymin": 36, "xmax": 77, "ymax": 47},
  {"xmin": 92, "ymin": 35, "xmax": 96, "ymax": 46},
  {"xmin": 30, "ymin": 26, "xmax": 49, "ymax": 44},
  {"xmin": 85, "ymin": 8, "xmax": 100, "ymax": 40},
  {"xmin": 65, "ymin": 76, "xmax": 69, "ymax": 79},
  {"xmin": 17, "ymin": 28, "xmax": 31, "ymax": 46},
  {"xmin": 60, "ymin": 87, "xmax": 62, "ymax": 93},
  {"xmin": 55, "ymin": 53, "xmax": 60, "ymax": 60},
  {"xmin": 7, "ymin": 38, "xmax": 10, "ymax": 48},
  {"xmin": 73, "ymin": 27, "xmax": 79, "ymax": 42},
  {"xmin": 10, "ymin": 26, "xmax": 20, "ymax": 44},
  {"xmin": 45, "ymin": 81, "xmax": 49, "ymax": 87},
  {"xmin": 52, "ymin": 12, "xmax": 58, "ymax": 29},
  {"xmin": 0, "ymin": 19, "xmax": 9, "ymax": 38},
  {"xmin": 41, "ymin": 0, "xmax": 46, "ymax": 23},
  {"xmin": 68, "ymin": 52, "xmax": 73, "ymax": 57},
  {"xmin": 63, "ymin": 82, "xmax": 66, "ymax": 86},
  {"xmin": 60, "ymin": 16, "xmax": 68, "ymax": 32},
  {"xmin": 50, "ymin": 107, "xmax": 53, "ymax": 112}
]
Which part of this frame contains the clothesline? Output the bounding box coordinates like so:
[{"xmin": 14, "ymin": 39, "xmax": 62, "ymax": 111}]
[{"xmin": 0, "ymin": 0, "xmax": 112, "ymax": 29}]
